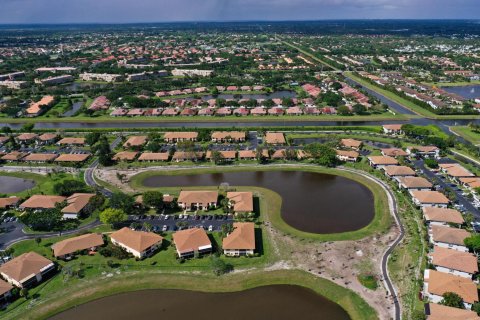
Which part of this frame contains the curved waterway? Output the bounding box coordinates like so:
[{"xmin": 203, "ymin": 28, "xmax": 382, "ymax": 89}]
[
  {"xmin": 50, "ymin": 285, "xmax": 351, "ymax": 320},
  {"xmin": 142, "ymin": 170, "xmax": 375, "ymax": 234}
]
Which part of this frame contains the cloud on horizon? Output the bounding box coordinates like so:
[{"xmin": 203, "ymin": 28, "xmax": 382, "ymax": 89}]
[{"xmin": 0, "ymin": 0, "xmax": 479, "ymax": 23}]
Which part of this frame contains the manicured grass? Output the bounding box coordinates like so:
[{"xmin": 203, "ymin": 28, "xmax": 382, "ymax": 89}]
[
  {"xmin": 450, "ymin": 126, "xmax": 480, "ymax": 145},
  {"xmin": 3, "ymin": 269, "xmax": 377, "ymax": 320},
  {"xmin": 357, "ymin": 274, "xmax": 378, "ymax": 290},
  {"xmin": 426, "ymin": 80, "xmax": 480, "ymax": 87},
  {"xmin": 345, "ymin": 72, "xmax": 480, "ymax": 120},
  {"xmin": 129, "ymin": 165, "xmax": 392, "ymax": 242}
]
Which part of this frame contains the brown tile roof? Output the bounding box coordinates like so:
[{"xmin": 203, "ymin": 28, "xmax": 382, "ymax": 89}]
[
  {"xmin": 223, "ymin": 222, "xmax": 255, "ymax": 250},
  {"xmin": 54, "ymin": 153, "xmax": 90, "ymax": 162},
  {"xmin": 171, "ymin": 151, "xmax": 204, "ymax": 161},
  {"xmin": 52, "ymin": 233, "xmax": 104, "ymax": 257},
  {"xmin": 383, "ymin": 124, "xmax": 403, "ymax": 131},
  {"xmin": 460, "ymin": 177, "xmax": 480, "ymax": 189},
  {"xmin": 238, "ymin": 150, "xmax": 257, "ymax": 159},
  {"xmin": 26, "ymin": 96, "xmax": 54, "ymax": 115},
  {"xmin": 408, "ymin": 145, "xmax": 439, "ymax": 153},
  {"xmin": 2, "ymin": 151, "xmax": 28, "ymax": 161},
  {"xmin": 61, "ymin": 193, "xmax": 95, "ymax": 214},
  {"xmin": 381, "ymin": 148, "xmax": 408, "ymax": 157},
  {"xmin": 206, "ymin": 150, "xmax": 237, "ymax": 160},
  {"xmin": 425, "ymin": 302, "xmax": 480, "ymax": 320},
  {"xmin": 0, "ymin": 196, "xmax": 21, "ymax": 208},
  {"xmin": 0, "ymin": 279, "xmax": 13, "ymax": 296},
  {"xmin": 57, "ymin": 137, "xmax": 86, "ymax": 145},
  {"xmin": 172, "ymin": 228, "xmax": 211, "ymax": 254},
  {"xmin": 211, "ymin": 131, "xmax": 245, "ymax": 140},
  {"xmin": 20, "ymin": 195, "xmax": 66, "ymax": 209},
  {"xmin": 425, "ymin": 270, "xmax": 478, "ymax": 304},
  {"xmin": 412, "ymin": 191, "xmax": 450, "ymax": 204},
  {"xmin": 384, "ymin": 165, "xmax": 416, "ymax": 176},
  {"xmin": 110, "ymin": 227, "xmax": 163, "ymax": 253},
  {"xmin": 368, "ymin": 156, "xmax": 399, "ymax": 166},
  {"xmin": 123, "ymin": 136, "xmax": 148, "ymax": 148},
  {"xmin": 23, "ymin": 153, "xmax": 58, "ymax": 162},
  {"xmin": 113, "ymin": 151, "xmax": 138, "ymax": 161},
  {"xmin": 178, "ymin": 191, "xmax": 218, "ymax": 206},
  {"xmin": 38, "ymin": 133, "xmax": 58, "ymax": 141},
  {"xmin": 17, "ymin": 133, "xmax": 38, "ymax": 141},
  {"xmin": 431, "ymin": 225, "xmax": 470, "ymax": 246},
  {"xmin": 430, "ymin": 246, "xmax": 478, "ymax": 274},
  {"xmin": 227, "ymin": 192, "xmax": 254, "ymax": 213},
  {"xmin": 164, "ymin": 132, "xmax": 198, "ymax": 140},
  {"xmin": 336, "ymin": 149, "xmax": 359, "ymax": 158},
  {"xmin": 439, "ymin": 163, "xmax": 475, "ymax": 178},
  {"xmin": 340, "ymin": 138, "xmax": 362, "ymax": 148},
  {"xmin": 0, "ymin": 252, "xmax": 53, "ymax": 283},
  {"xmin": 138, "ymin": 152, "xmax": 169, "ymax": 161},
  {"xmin": 398, "ymin": 176, "xmax": 432, "ymax": 189},
  {"xmin": 265, "ymin": 132, "xmax": 286, "ymax": 144},
  {"xmin": 424, "ymin": 207, "xmax": 464, "ymax": 224}
]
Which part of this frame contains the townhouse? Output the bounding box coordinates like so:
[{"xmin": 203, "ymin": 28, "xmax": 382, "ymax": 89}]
[
  {"xmin": 429, "ymin": 225, "xmax": 470, "ymax": 252},
  {"xmin": 110, "ymin": 227, "xmax": 163, "ymax": 259},
  {"xmin": 410, "ymin": 191, "xmax": 450, "ymax": 208},
  {"xmin": 172, "ymin": 228, "xmax": 212, "ymax": 258},
  {"xmin": 177, "ymin": 191, "xmax": 218, "ymax": 211},
  {"xmin": 226, "ymin": 192, "xmax": 254, "ymax": 215},
  {"xmin": 429, "ymin": 246, "xmax": 478, "ymax": 279},
  {"xmin": 163, "ymin": 132, "xmax": 198, "ymax": 143},
  {"xmin": 223, "ymin": 222, "xmax": 256, "ymax": 257},
  {"xmin": 52, "ymin": 233, "xmax": 104, "ymax": 259},
  {"xmin": 211, "ymin": 131, "xmax": 246, "ymax": 143},
  {"xmin": 0, "ymin": 252, "xmax": 55, "ymax": 288}
]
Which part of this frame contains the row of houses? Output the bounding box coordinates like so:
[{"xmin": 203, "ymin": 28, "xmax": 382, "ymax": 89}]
[
  {"xmin": 0, "ymin": 133, "xmax": 86, "ymax": 146},
  {"xmin": 368, "ymin": 146, "xmax": 480, "ymax": 317},
  {"xmin": 155, "ymin": 85, "xmax": 265, "ymax": 97},
  {"xmin": 0, "ymin": 151, "xmax": 90, "ymax": 165}
]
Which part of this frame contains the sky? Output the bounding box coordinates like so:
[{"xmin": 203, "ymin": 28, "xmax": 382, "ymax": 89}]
[{"xmin": 0, "ymin": 0, "xmax": 479, "ymax": 24}]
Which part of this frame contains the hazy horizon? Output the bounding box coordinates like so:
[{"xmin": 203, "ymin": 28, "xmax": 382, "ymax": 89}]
[{"xmin": 0, "ymin": 0, "xmax": 479, "ymax": 24}]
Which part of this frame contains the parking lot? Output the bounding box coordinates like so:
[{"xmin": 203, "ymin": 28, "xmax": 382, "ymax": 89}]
[{"xmin": 127, "ymin": 213, "xmax": 235, "ymax": 233}]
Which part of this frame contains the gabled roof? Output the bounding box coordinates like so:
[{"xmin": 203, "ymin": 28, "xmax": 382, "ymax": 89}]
[
  {"xmin": 113, "ymin": 151, "xmax": 138, "ymax": 161},
  {"xmin": 340, "ymin": 138, "xmax": 362, "ymax": 148},
  {"xmin": 431, "ymin": 225, "xmax": 470, "ymax": 246},
  {"xmin": 177, "ymin": 191, "xmax": 218, "ymax": 205},
  {"xmin": 264, "ymin": 132, "xmax": 285, "ymax": 144},
  {"xmin": 381, "ymin": 148, "xmax": 408, "ymax": 157},
  {"xmin": 20, "ymin": 195, "xmax": 66, "ymax": 209},
  {"xmin": 54, "ymin": 154, "xmax": 90, "ymax": 162},
  {"xmin": 123, "ymin": 136, "xmax": 148, "ymax": 147},
  {"xmin": 0, "ymin": 196, "xmax": 21, "ymax": 208},
  {"xmin": 425, "ymin": 270, "xmax": 478, "ymax": 304},
  {"xmin": 384, "ymin": 165, "xmax": 416, "ymax": 176},
  {"xmin": 52, "ymin": 233, "xmax": 104, "ymax": 257},
  {"xmin": 227, "ymin": 192, "xmax": 254, "ymax": 213},
  {"xmin": 23, "ymin": 153, "xmax": 58, "ymax": 162},
  {"xmin": 138, "ymin": 152, "xmax": 169, "ymax": 161},
  {"xmin": 398, "ymin": 176, "xmax": 432, "ymax": 189},
  {"xmin": 430, "ymin": 246, "xmax": 478, "ymax": 274},
  {"xmin": 0, "ymin": 279, "xmax": 13, "ymax": 296},
  {"xmin": 172, "ymin": 228, "xmax": 211, "ymax": 254},
  {"xmin": 211, "ymin": 131, "xmax": 245, "ymax": 140},
  {"xmin": 0, "ymin": 252, "xmax": 53, "ymax": 283},
  {"xmin": 163, "ymin": 132, "xmax": 198, "ymax": 140},
  {"xmin": 110, "ymin": 227, "xmax": 163, "ymax": 253},
  {"xmin": 223, "ymin": 222, "xmax": 255, "ymax": 250},
  {"xmin": 425, "ymin": 302, "xmax": 480, "ymax": 320},
  {"xmin": 61, "ymin": 193, "xmax": 95, "ymax": 214},
  {"xmin": 423, "ymin": 207, "xmax": 464, "ymax": 224},
  {"xmin": 57, "ymin": 137, "xmax": 86, "ymax": 145},
  {"xmin": 439, "ymin": 163, "xmax": 475, "ymax": 178},
  {"xmin": 368, "ymin": 156, "xmax": 399, "ymax": 165},
  {"xmin": 411, "ymin": 191, "xmax": 450, "ymax": 204}
]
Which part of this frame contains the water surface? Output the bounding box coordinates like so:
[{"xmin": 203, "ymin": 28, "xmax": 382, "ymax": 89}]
[{"xmin": 0, "ymin": 176, "xmax": 35, "ymax": 193}]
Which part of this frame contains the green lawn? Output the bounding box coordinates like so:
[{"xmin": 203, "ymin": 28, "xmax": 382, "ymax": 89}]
[
  {"xmin": 129, "ymin": 165, "xmax": 392, "ymax": 242},
  {"xmin": 450, "ymin": 126, "xmax": 480, "ymax": 145},
  {"xmin": 425, "ymin": 80, "xmax": 480, "ymax": 87},
  {"xmin": 357, "ymin": 274, "xmax": 378, "ymax": 290}
]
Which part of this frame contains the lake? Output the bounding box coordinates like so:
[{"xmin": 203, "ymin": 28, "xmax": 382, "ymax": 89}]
[
  {"xmin": 142, "ymin": 170, "xmax": 375, "ymax": 234},
  {"xmin": 50, "ymin": 285, "xmax": 351, "ymax": 320},
  {"xmin": 0, "ymin": 175, "xmax": 35, "ymax": 193},
  {"xmin": 441, "ymin": 85, "xmax": 480, "ymax": 99}
]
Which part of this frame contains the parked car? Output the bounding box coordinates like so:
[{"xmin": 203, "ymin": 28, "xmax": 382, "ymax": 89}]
[{"xmin": 162, "ymin": 225, "xmax": 168, "ymax": 231}]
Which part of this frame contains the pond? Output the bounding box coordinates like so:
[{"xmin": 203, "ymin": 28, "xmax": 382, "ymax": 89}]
[
  {"xmin": 441, "ymin": 85, "xmax": 480, "ymax": 99},
  {"xmin": 0, "ymin": 175, "xmax": 35, "ymax": 193},
  {"xmin": 142, "ymin": 170, "xmax": 375, "ymax": 234},
  {"xmin": 62, "ymin": 101, "xmax": 83, "ymax": 117},
  {"xmin": 50, "ymin": 285, "xmax": 351, "ymax": 320}
]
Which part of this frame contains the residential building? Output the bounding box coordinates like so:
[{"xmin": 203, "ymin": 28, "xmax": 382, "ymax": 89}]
[
  {"xmin": 171, "ymin": 69, "xmax": 213, "ymax": 77},
  {"xmin": 20, "ymin": 195, "xmax": 66, "ymax": 211},
  {"xmin": 368, "ymin": 156, "xmax": 399, "ymax": 169},
  {"xmin": 430, "ymin": 246, "xmax": 478, "ymax": 279},
  {"xmin": 340, "ymin": 138, "xmax": 362, "ymax": 150},
  {"xmin": 382, "ymin": 124, "xmax": 403, "ymax": 135},
  {"xmin": 110, "ymin": 227, "xmax": 163, "ymax": 259},
  {"xmin": 429, "ymin": 225, "xmax": 470, "ymax": 252},
  {"xmin": 406, "ymin": 146, "xmax": 440, "ymax": 159},
  {"xmin": 264, "ymin": 132, "xmax": 286, "ymax": 145},
  {"xmin": 0, "ymin": 252, "xmax": 55, "ymax": 288},
  {"xmin": 61, "ymin": 193, "xmax": 96, "ymax": 219},
  {"xmin": 79, "ymin": 73, "xmax": 123, "ymax": 82},
  {"xmin": 57, "ymin": 137, "xmax": 86, "ymax": 146},
  {"xmin": 0, "ymin": 197, "xmax": 21, "ymax": 209},
  {"xmin": 423, "ymin": 269, "xmax": 478, "ymax": 309},
  {"xmin": 0, "ymin": 279, "xmax": 13, "ymax": 302},
  {"xmin": 177, "ymin": 191, "xmax": 218, "ymax": 211},
  {"xmin": 397, "ymin": 176, "xmax": 433, "ymax": 191},
  {"xmin": 227, "ymin": 192, "xmax": 254, "ymax": 214},
  {"xmin": 25, "ymin": 95, "xmax": 55, "ymax": 117},
  {"xmin": 211, "ymin": 131, "xmax": 246, "ymax": 143},
  {"xmin": 381, "ymin": 148, "xmax": 408, "ymax": 158},
  {"xmin": 335, "ymin": 150, "xmax": 359, "ymax": 162},
  {"xmin": 424, "ymin": 303, "xmax": 480, "ymax": 320},
  {"xmin": 52, "ymin": 233, "xmax": 104, "ymax": 259},
  {"xmin": 138, "ymin": 152, "xmax": 170, "ymax": 162},
  {"xmin": 411, "ymin": 191, "xmax": 450, "ymax": 208},
  {"xmin": 384, "ymin": 165, "xmax": 416, "ymax": 178},
  {"xmin": 223, "ymin": 222, "xmax": 256, "ymax": 256},
  {"xmin": 423, "ymin": 207, "xmax": 464, "ymax": 226},
  {"xmin": 123, "ymin": 136, "xmax": 148, "ymax": 149},
  {"xmin": 163, "ymin": 132, "xmax": 198, "ymax": 143},
  {"xmin": 172, "ymin": 228, "xmax": 212, "ymax": 258},
  {"xmin": 54, "ymin": 153, "xmax": 90, "ymax": 164},
  {"xmin": 113, "ymin": 151, "xmax": 138, "ymax": 162}
]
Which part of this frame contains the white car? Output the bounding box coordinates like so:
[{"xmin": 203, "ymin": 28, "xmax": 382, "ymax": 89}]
[
  {"xmin": 208, "ymin": 225, "xmax": 213, "ymax": 232},
  {"xmin": 162, "ymin": 225, "xmax": 168, "ymax": 231}
]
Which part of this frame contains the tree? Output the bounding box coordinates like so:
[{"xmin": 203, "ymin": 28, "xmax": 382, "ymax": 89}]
[
  {"xmin": 424, "ymin": 158, "xmax": 438, "ymax": 169},
  {"xmin": 337, "ymin": 105, "xmax": 351, "ymax": 116},
  {"xmin": 464, "ymin": 234, "xmax": 480, "ymax": 252},
  {"xmin": 95, "ymin": 136, "xmax": 114, "ymax": 166},
  {"xmin": 221, "ymin": 223, "xmax": 234, "ymax": 238},
  {"xmin": 142, "ymin": 191, "xmax": 164, "ymax": 211},
  {"xmin": 210, "ymin": 255, "xmax": 231, "ymax": 276},
  {"xmin": 440, "ymin": 292, "xmax": 465, "ymax": 309},
  {"xmin": 353, "ymin": 103, "xmax": 367, "ymax": 115},
  {"xmin": 411, "ymin": 310, "xmax": 426, "ymax": 320},
  {"xmin": 331, "ymin": 82, "xmax": 343, "ymax": 91},
  {"xmin": 35, "ymin": 237, "xmax": 42, "ymax": 246},
  {"xmin": 85, "ymin": 132, "xmax": 101, "ymax": 146},
  {"xmin": 110, "ymin": 192, "xmax": 136, "ymax": 214},
  {"xmin": 99, "ymin": 208, "xmax": 127, "ymax": 226},
  {"xmin": 53, "ymin": 179, "xmax": 90, "ymax": 196},
  {"xmin": 20, "ymin": 208, "xmax": 62, "ymax": 231},
  {"xmin": 472, "ymin": 302, "xmax": 480, "ymax": 315},
  {"xmin": 20, "ymin": 288, "xmax": 29, "ymax": 299},
  {"xmin": 21, "ymin": 123, "xmax": 34, "ymax": 132},
  {"xmin": 210, "ymin": 150, "xmax": 224, "ymax": 164},
  {"xmin": 304, "ymin": 143, "xmax": 337, "ymax": 167}
]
